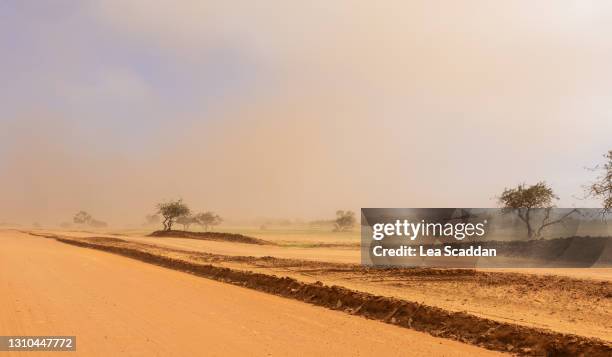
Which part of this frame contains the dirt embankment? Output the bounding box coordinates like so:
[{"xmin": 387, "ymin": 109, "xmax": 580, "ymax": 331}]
[
  {"xmin": 148, "ymin": 230, "xmax": 272, "ymax": 245},
  {"xmin": 29, "ymin": 232, "xmax": 612, "ymax": 356}
]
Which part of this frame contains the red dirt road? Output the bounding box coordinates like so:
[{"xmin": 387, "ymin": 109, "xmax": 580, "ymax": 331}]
[{"xmin": 0, "ymin": 231, "xmax": 502, "ymax": 356}]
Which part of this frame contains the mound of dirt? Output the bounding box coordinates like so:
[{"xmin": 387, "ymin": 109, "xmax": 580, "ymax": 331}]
[{"xmin": 148, "ymin": 230, "xmax": 272, "ymax": 245}]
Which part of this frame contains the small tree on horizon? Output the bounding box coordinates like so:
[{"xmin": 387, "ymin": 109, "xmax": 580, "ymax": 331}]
[
  {"xmin": 334, "ymin": 210, "xmax": 355, "ymax": 232},
  {"xmin": 176, "ymin": 214, "xmax": 198, "ymax": 231},
  {"xmin": 73, "ymin": 211, "xmax": 92, "ymax": 225},
  {"xmin": 156, "ymin": 199, "xmax": 190, "ymax": 231},
  {"xmin": 194, "ymin": 211, "xmax": 222, "ymax": 231},
  {"xmin": 498, "ymin": 182, "xmax": 578, "ymax": 239},
  {"xmin": 73, "ymin": 211, "xmax": 108, "ymax": 228}
]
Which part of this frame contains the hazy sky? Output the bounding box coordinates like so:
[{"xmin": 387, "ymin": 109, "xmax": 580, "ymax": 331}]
[{"xmin": 1, "ymin": 1, "xmax": 611, "ymax": 225}]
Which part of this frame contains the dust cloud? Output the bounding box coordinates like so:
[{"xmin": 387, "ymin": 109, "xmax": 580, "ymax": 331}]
[{"xmin": 1, "ymin": 1, "xmax": 611, "ymax": 226}]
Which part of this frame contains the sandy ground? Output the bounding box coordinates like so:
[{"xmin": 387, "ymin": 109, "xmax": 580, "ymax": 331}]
[
  {"xmin": 0, "ymin": 231, "xmax": 502, "ymax": 356},
  {"xmin": 33, "ymin": 229, "xmax": 361, "ymax": 263},
  {"xmin": 124, "ymin": 235, "xmax": 612, "ymax": 281},
  {"xmin": 37, "ymin": 230, "xmax": 612, "ymax": 281},
  {"xmin": 130, "ymin": 235, "xmax": 359, "ymax": 263},
  {"xmin": 19, "ymin": 230, "xmax": 612, "ymax": 340},
  {"xmin": 29, "ymin": 230, "xmax": 611, "ymax": 341}
]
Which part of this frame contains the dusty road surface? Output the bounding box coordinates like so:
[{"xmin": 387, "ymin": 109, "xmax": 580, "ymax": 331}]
[{"xmin": 0, "ymin": 231, "xmax": 502, "ymax": 356}]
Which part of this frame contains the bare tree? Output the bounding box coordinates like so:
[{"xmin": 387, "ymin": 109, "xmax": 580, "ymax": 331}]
[
  {"xmin": 333, "ymin": 210, "xmax": 355, "ymax": 232},
  {"xmin": 587, "ymin": 150, "xmax": 612, "ymax": 214},
  {"xmin": 156, "ymin": 199, "xmax": 190, "ymax": 231},
  {"xmin": 194, "ymin": 212, "xmax": 222, "ymax": 231},
  {"xmin": 498, "ymin": 182, "xmax": 578, "ymax": 239}
]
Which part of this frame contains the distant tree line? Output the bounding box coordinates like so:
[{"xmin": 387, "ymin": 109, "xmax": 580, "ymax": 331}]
[
  {"xmin": 63, "ymin": 150, "xmax": 608, "ymax": 236},
  {"xmin": 73, "ymin": 211, "xmax": 107, "ymax": 228}
]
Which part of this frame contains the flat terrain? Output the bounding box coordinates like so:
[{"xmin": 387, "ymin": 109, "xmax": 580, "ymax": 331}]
[
  {"xmin": 0, "ymin": 231, "xmax": 502, "ymax": 356},
  {"xmin": 24, "ymin": 228, "xmax": 612, "ymax": 342},
  {"xmin": 126, "ymin": 236, "xmax": 612, "ymax": 281},
  {"xmin": 35, "ymin": 228, "xmax": 612, "ymax": 281}
]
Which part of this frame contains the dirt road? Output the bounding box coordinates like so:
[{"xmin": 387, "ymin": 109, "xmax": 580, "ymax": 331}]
[{"xmin": 0, "ymin": 231, "xmax": 502, "ymax": 356}]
